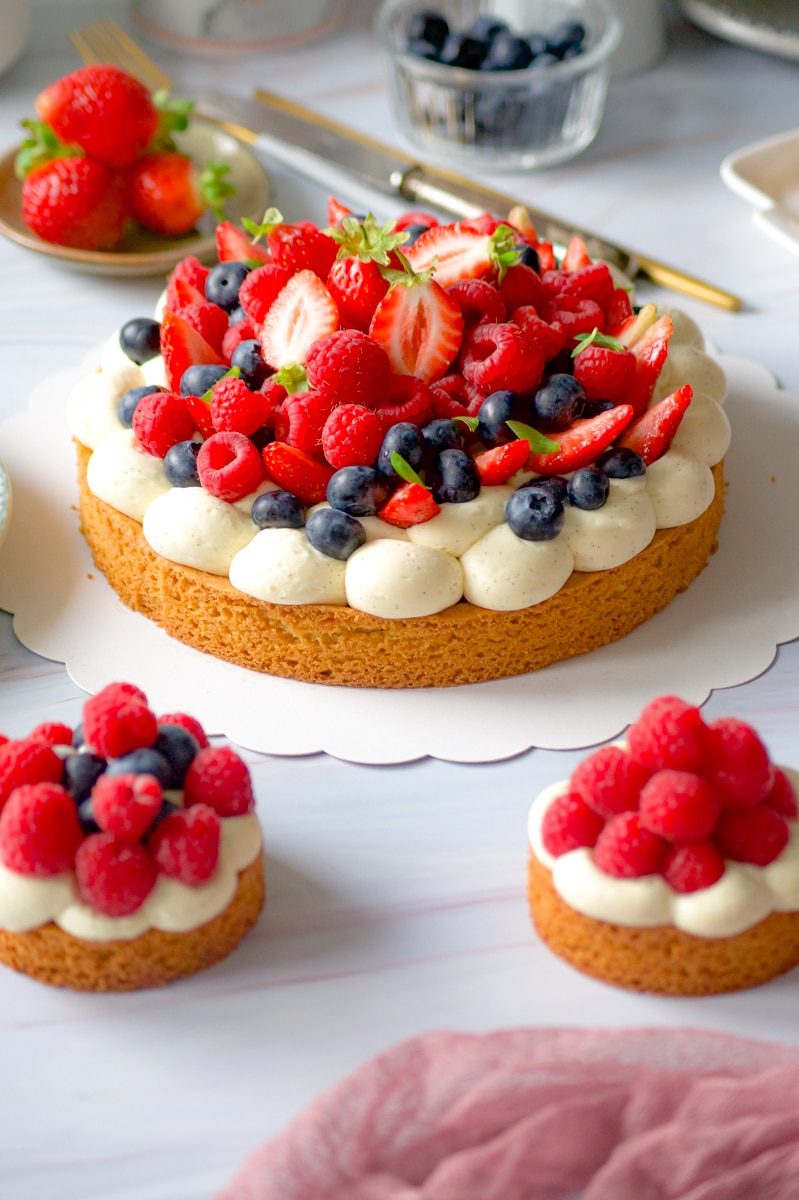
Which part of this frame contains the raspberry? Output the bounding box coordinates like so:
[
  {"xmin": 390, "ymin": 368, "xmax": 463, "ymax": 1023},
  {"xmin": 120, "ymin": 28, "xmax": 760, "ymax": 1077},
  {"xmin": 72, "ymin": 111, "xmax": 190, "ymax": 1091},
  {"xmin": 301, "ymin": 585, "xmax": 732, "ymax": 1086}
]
[
  {"xmin": 91, "ymin": 772, "xmax": 163, "ymax": 841},
  {"xmin": 82, "ymin": 683, "xmax": 158, "ymax": 760},
  {"xmin": 158, "ymin": 713, "xmax": 210, "ymax": 750},
  {"xmin": 0, "ymin": 739, "xmax": 64, "ymax": 808},
  {"xmin": 373, "ymin": 375, "xmax": 434, "ymax": 431},
  {"xmin": 321, "ymin": 404, "xmax": 384, "ymax": 469},
  {"xmin": 197, "ymin": 431, "xmax": 265, "ymax": 502},
  {"xmin": 75, "ymin": 833, "xmax": 158, "ymax": 916},
  {"xmin": 540, "ymin": 791, "xmax": 605, "ymax": 857},
  {"xmin": 571, "ymin": 746, "xmax": 651, "ymax": 819},
  {"xmin": 148, "ymin": 804, "xmax": 221, "ymax": 886},
  {"xmin": 627, "ymin": 695, "xmax": 707, "ymax": 773},
  {"xmin": 662, "ymin": 841, "xmax": 725, "ymax": 893},
  {"xmin": 273, "ymin": 390, "xmax": 337, "ymax": 455},
  {"xmin": 446, "ymin": 278, "xmax": 506, "ymax": 333},
  {"xmin": 222, "ymin": 319, "xmax": 257, "ymax": 361},
  {"xmin": 764, "ymin": 769, "xmax": 799, "ymax": 819},
  {"xmin": 499, "ymin": 263, "xmax": 550, "ymax": 313},
  {"xmin": 183, "ymin": 745, "xmax": 254, "ymax": 817},
  {"xmin": 510, "ymin": 307, "xmax": 567, "ymax": 361},
  {"xmin": 305, "ymin": 329, "xmax": 392, "ymax": 410},
  {"xmin": 638, "ymin": 770, "xmax": 721, "ymax": 842},
  {"xmin": 179, "ymin": 302, "xmax": 229, "ymax": 356},
  {"xmin": 714, "ymin": 805, "xmax": 789, "ymax": 866},
  {"xmin": 593, "ymin": 812, "xmax": 668, "ymax": 878},
  {"xmin": 210, "ymin": 376, "xmax": 271, "ymax": 436},
  {"xmin": 238, "ymin": 263, "xmax": 292, "ymax": 326},
  {"xmin": 546, "ymin": 296, "xmax": 605, "ymax": 343},
  {"xmin": 704, "ymin": 717, "xmax": 774, "ymax": 808},
  {"xmin": 132, "ymin": 391, "xmax": 195, "ymax": 457},
  {"xmin": 30, "ymin": 722, "xmax": 74, "ymax": 747},
  {"xmin": 546, "ymin": 263, "xmax": 616, "ymax": 313},
  {"xmin": 429, "ymin": 374, "xmax": 485, "ymax": 419},
  {"xmin": 0, "ymin": 783, "xmax": 83, "ymax": 876},
  {"xmin": 461, "ymin": 323, "xmax": 544, "ymax": 394},
  {"xmin": 168, "ymin": 254, "xmax": 209, "ymax": 296}
]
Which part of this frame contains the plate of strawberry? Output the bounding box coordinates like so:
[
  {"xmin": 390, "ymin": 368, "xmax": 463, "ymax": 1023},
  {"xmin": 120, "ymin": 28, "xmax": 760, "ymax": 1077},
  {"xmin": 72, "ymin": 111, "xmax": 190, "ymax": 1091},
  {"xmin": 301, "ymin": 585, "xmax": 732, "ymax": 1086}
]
[{"xmin": 0, "ymin": 64, "xmax": 271, "ymax": 277}]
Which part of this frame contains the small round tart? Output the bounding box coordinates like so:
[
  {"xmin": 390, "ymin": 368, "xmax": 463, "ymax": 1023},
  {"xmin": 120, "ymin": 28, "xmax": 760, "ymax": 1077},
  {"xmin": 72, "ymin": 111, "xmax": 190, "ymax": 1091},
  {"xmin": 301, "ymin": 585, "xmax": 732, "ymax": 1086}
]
[{"xmin": 527, "ymin": 697, "xmax": 799, "ymax": 995}]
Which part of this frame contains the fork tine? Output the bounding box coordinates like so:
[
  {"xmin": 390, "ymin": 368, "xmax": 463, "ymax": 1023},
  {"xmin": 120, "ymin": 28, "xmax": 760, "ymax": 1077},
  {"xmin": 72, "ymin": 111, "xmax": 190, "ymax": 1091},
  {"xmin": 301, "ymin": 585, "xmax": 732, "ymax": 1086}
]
[{"xmin": 69, "ymin": 18, "xmax": 173, "ymax": 94}]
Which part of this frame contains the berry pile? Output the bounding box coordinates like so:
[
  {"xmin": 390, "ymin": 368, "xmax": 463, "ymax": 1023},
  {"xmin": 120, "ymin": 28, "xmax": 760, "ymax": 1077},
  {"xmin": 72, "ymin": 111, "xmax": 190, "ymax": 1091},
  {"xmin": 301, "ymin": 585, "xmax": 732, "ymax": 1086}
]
[
  {"xmin": 405, "ymin": 9, "xmax": 587, "ymax": 72},
  {"xmin": 118, "ymin": 199, "xmax": 690, "ymax": 560},
  {"xmin": 0, "ymin": 683, "xmax": 255, "ymax": 918},
  {"xmin": 541, "ymin": 697, "xmax": 797, "ymax": 893},
  {"xmin": 15, "ymin": 65, "xmax": 234, "ymax": 251}
]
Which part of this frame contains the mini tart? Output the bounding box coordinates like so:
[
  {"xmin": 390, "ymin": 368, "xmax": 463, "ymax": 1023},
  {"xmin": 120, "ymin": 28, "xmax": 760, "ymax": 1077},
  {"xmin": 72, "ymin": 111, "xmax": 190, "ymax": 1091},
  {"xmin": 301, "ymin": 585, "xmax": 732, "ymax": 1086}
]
[
  {"xmin": 0, "ymin": 856, "xmax": 264, "ymax": 993},
  {"xmin": 527, "ymin": 853, "xmax": 799, "ymax": 996},
  {"xmin": 76, "ymin": 442, "xmax": 725, "ymax": 690}
]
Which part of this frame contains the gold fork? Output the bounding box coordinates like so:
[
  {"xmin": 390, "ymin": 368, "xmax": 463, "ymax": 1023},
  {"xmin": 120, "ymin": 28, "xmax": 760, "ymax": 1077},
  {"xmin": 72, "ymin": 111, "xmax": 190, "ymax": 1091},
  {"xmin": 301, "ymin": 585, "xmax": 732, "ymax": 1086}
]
[{"xmin": 70, "ymin": 18, "xmax": 172, "ymax": 92}]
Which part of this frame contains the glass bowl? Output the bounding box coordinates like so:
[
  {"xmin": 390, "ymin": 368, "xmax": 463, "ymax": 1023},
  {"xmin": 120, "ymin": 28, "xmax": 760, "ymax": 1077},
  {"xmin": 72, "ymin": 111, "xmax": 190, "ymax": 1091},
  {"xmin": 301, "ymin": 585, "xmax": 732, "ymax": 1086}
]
[{"xmin": 376, "ymin": 0, "xmax": 622, "ymax": 170}]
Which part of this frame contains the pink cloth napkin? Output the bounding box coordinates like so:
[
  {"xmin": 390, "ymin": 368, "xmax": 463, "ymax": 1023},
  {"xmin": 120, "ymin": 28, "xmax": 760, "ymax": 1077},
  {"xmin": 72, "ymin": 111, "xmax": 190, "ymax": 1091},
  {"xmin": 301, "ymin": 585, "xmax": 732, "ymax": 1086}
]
[{"xmin": 218, "ymin": 1028, "xmax": 799, "ymax": 1199}]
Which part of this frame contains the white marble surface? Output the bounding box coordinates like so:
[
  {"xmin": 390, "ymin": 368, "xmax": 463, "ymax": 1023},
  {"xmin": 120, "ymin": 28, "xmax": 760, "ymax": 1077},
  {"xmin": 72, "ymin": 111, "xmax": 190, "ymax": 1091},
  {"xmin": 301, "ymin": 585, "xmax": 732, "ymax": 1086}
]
[{"xmin": 2, "ymin": 3, "xmax": 799, "ymax": 1197}]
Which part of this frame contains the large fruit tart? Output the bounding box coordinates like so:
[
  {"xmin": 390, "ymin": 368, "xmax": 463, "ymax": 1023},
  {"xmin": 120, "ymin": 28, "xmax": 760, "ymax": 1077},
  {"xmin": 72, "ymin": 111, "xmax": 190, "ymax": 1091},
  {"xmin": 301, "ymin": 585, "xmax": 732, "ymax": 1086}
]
[{"xmin": 68, "ymin": 200, "xmax": 730, "ymax": 688}]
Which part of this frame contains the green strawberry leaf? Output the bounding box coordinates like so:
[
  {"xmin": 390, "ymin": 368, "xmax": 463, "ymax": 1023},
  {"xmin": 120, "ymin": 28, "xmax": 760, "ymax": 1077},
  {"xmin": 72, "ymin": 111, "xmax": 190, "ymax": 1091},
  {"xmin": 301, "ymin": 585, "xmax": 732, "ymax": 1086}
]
[
  {"xmin": 328, "ymin": 213, "xmax": 409, "ymax": 266},
  {"xmin": 14, "ymin": 119, "xmax": 79, "ymax": 180},
  {"xmin": 242, "ymin": 206, "xmax": 284, "ymax": 244},
  {"xmin": 571, "ymin": 327, "xmax": 627, "ymax": 358},
  {"xmin": 488, "ymin": 224, "xmax": 522, "ymax": 283},
  {"xmin": 381, "ymin": 249, "xmax": 436, "ymax": 289},
  {"xmin": 273, "ymin": 362, "xmax": 310, "ymax": 394},
  {"xmin": 199, "ymin": 161, "xmax": 236, "ymax": 221},
  {"xmin": 151, "ymin": 91, "xmax": 195, "ymax": 150},
  {"xmin": 506, "ymin": 420, "xmax": 560, "ymax": 454},
  {"xmin": 390, "ymin": 452, "xmax": 430, "ymax": 488}
]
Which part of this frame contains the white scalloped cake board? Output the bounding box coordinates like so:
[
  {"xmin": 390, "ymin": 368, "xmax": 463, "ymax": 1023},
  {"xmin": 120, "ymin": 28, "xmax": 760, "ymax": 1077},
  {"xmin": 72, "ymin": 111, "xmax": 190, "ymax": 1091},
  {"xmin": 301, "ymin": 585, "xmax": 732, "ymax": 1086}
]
[{"xmin": 0, "ymin": 351, "xmax": 797, "ymax": 764}]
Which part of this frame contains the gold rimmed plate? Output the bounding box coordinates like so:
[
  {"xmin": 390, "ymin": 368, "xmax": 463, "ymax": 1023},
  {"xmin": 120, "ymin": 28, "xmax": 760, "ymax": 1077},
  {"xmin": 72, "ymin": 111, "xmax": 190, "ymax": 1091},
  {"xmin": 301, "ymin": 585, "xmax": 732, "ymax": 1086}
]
[{"xmin": 0, "ymin": 119, "xmax": 271, "ymax": 277}]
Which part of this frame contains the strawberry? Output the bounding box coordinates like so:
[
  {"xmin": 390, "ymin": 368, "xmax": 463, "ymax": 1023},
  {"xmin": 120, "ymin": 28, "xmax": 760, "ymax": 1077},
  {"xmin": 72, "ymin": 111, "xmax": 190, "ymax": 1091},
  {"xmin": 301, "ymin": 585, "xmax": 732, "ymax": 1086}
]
[
  {"xmin": 404, "ymin": 222, "xmax": 519, "ymax": 289},
  {"xmin": 327, "ymin": 195, "xmax": 354, "ymax": 225},
  {"xmin": 267, "ymin": 220, "xmax": 338, "ymax": 278},
  {"xmin": 610, "ymin": 302, "xmax": 658, "ymax": 347},
  {"xmin": 368, "ymin": 259, "xmax": 464, "ymax": 384},
  {"xmin": 561, "ymin": 234, "xmax": 592, "ymax": 272},
  {"xmin": 184, "ymin": 394, "xmax": 215, "ymax": 439},
  {"xmin": 165, "ymin": 256, "xmax": 209, "ymax": 312},
  {"xmin": 605, "ymin": 287, "xmax": 634, "ymax": 332},
  {"xmin": 473, "ymin": 438, "xmax": 530, "ymax": 485},
  {"xmin": 525, "ymin": 405, "xmax": 634, "ymax": 475},
  {"xmin": 327, "ymin": 257, "xmax": 389, "ymax": 332},
  {"xmin": 20, "ymin": 156, "xmax": 127, "ymax": 251},
  {"xmin": 378, "ymin": 481, "xmax": 440, "ymax": 528},
  {"xmin": 571, "ymin": 329, "xmax": 637, "ymax": 404},
  {"xmin": 238, "ymin": 264, "xmax": 292, "ymax": 327},
  {"xmin": 215, "ymin": 220, "xmax": 271, "ymax": 265},
  {"xmin": 178, "ymin": 301, "xmax": 229, "ymax": 355},
  {"xmin": 35, "ymin": 65, "xmax": 158, "ymax": 169},
  {"xmin": 126, "ymin": 153, "xmax": 234, "ymax": 236},
  {"xmin": 626, "ymin": 314, "xmax": 674, "ymax": 416},
  {"xmin": 168, "ymin": 276, "xmax": 207, "ymax": 310},
  {"xmin": 535, "ymin": 242, "xmax": 557, "ymax": 272},
  {"xmin": 262, "ymin": 441, "xmax": 334, "ymax": 506},
  {"xmin": 618, "ymin": 385, "xmax": 693, "ymax": 464},
  {"xmin": 160, "ymin": 311, "xmax": 225, "ymax": 393},
  {"xmin": 260, "ymin": 270, "xmax": 339, "ymax": 369},
  {"xmin": 394, "ymin": 210, "xmax": 439, "ymax": 232}
]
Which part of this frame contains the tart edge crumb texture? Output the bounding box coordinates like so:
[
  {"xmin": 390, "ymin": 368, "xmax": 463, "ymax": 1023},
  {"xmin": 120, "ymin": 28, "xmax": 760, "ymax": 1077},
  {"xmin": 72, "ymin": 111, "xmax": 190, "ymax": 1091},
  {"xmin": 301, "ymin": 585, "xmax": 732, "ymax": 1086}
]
[
  {"xmin": 77, "ymin": 442, "xmax": 724, "ymax": 689},
  {"xmin": 527, "ymin": 854, "xmax": 799, "ymax": 996},
  {"xmin": 0, "ymin": 856, "xmax": 264, "ymax": 992}
]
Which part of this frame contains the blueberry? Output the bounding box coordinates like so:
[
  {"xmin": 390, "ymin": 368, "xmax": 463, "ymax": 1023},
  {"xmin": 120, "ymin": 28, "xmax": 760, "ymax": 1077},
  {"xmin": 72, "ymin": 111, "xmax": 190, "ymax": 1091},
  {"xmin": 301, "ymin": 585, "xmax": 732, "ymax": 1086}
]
[
  {"xmin": 473, "ymin": 92, "xmax": 526, "ymax": 142},
  {"xmin": 469, "ymin": 15, "xmax": 509, "ymax": 44},
  {"xmin": 439, "ymin": 32, "xmax": 487, "ymax": 69},
  {"xmin": 529, "ymin": 475, "xmax": 568, "ymax": 504},
  {"xmin": 531, "ymin": 375, "xmax": 586, "ymax": 430},
  {"xmin": 406, "ymin": 10, "xmax": 449, "ymax": 51},
  {"xmin": 529, "ymin": 51, "xmax": 559, "ymax": 69},
  {"xmin": 567, "ymin": 466, "xmax": 610, "ymax": 510},
  {"xmin": 327, "ymin": 467, "xmax": 390, "ymax": 516},
  {"xmin": 119, "ymin": 318, "xmax": 161, "ymax": 365},
  {"xmin": 250, "ymin": 425, "xmax": 275, "ymax": 452},
  {"xmin": 118, "ymin": 384, "xmax": 165, "ymax": 428},
  {"xmin": 231, "ymin": 339, "xmax": 269, "ymax": 390},
  {"xmin": 179, "ymin": 363, "xmax": 229, "ymax": 397},
  {"xmin": 164, "ymin": 439, "xmax": 202, "ymax": 487},
  {"xmin": 432, "ymin": 448, "xmax": 481, "ymax": 504},
  {"xmin": 71, "ymin": 723, "xmax": 84, "ymax": 748},
  {"xmin": 408, "ymin": 37, "xmax": 440, "ymax": 60},
  {"xmin": 62, "ymin": 752, "xmax": 106, "ymax": 804},
  {"xmin": 251, "ymin": 489, "xmax": 305, "ymax": 529},
  {"xmin": 205, "ymin": 261, "xmax": 251, "ymax": 312},
  {"xmin": 105, "ymin": 747, "xmax": 172, "ymax": 788},
  {"xmin": 477, "ymin": 390, "xmax": 525, "ymax": 448},
  {"xmin": 547, "ymin": 20, "xmax": 586, "ymax": 59},
  {"xmin": 505, "ymin": 485, "xmax": 564, "ymax": 541},
  {"xmin": 582, "ymin": 399, "xmax": 616, "ymax": 418},
  {"xmin": 229, "ymin": 305, "xmax": 248, "ymax": 325},
  {"xmin": 420, "ymin": 418, "xmax": 464, "ymax": 454},
  {"xmin": 305, "ymin": 508, "xmax": 366, "ymax": 560},
  {"xmin": 152, "ymin": 724, "xmax": 199, "ymax": 788},
  {"xmin": 377, "ymin": 423, "xmax": 424, "ymax": 478},
  {"xmin": 77, "ymin": 797, "xmax": 100, "ymax": 835},
  {"xmin": 401, "ymin": 223, "xmax": 431, "ymax": 246},
  {"xmin": 515, "ymin": 243, "xmax": 540, "ymax": 272},
  {"xmin": 595, "ymin": 447, "xmax": 646, "ymax": 479},
  {"xmin": 481, "ymin": 32, "xmax": 534, "ymax": 71}
]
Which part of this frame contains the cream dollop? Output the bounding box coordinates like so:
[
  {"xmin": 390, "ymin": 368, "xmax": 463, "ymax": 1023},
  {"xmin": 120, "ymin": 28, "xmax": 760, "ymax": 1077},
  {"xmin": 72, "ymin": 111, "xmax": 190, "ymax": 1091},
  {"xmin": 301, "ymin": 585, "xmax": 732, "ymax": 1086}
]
[
  {"xmin": 460, "ymin": 523, "xmax": 574, "ymax": 611},
  {"xmin": 645, "ymin": 450, "xmax": 716, "ymax": 528},
  {"xmin": 406, "ymin": 487, "xmax": 514, "ymax": 557},
  {"xmin": 561, "ymin": 478, "xmax": 656, "ymax": 571},
  {"xmin": 143, "ymin": 488, "xmax": 257, "ymax": 575},
  {"xmin": 345, "ymin": 540, "xmax": 463, "ymax": 618},
  {"xmin": 655, "ymin": 345, "xmax": 727, "ymax": 405},
  {"xmin": 86, "ymin": 430, "xmax": 171, "ymax": 522},
  {"xmin": 229, "ymin": 527, "xmax": 347, "ymax": 605},
  {"xmin": 670, "ymin": 392, "xmax": 731, "ymax": 467}
]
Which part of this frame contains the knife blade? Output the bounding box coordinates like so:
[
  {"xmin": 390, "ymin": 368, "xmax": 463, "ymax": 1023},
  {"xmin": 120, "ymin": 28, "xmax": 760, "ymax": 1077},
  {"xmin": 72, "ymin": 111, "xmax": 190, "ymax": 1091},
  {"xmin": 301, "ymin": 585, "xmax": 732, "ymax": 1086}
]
[{"xmin": 196, "ymin": 88, "xmax": 742, "ymax": 312}]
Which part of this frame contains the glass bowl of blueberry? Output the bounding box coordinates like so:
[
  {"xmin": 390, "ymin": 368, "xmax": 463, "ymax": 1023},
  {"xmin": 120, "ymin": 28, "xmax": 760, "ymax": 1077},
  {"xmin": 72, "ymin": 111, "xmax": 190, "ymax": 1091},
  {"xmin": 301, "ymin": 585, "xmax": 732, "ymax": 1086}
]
[{"xmin": 376, "ymin": 0, "xmax": 622, "ymax": 169}]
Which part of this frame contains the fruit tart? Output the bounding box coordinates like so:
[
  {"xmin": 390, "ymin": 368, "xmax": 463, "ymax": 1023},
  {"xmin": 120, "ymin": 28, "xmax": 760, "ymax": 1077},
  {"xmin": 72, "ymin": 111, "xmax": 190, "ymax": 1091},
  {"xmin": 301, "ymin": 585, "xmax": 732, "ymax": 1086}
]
[{"xmin": 67, "ymin": 201, "xmax": 730, "ymax": 688}]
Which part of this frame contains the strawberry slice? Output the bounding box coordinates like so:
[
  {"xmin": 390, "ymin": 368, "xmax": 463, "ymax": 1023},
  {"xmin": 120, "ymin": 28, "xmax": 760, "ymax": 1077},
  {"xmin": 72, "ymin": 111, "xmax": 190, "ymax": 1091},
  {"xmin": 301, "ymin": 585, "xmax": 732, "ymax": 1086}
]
[
  {"xmin": 369, "ymin": 266, "xmax": 463, "ymax": 384},
  {"xmin": 378, "ymin": 481, "xmax": 441, "ymax": 528},
  {"xmin": 262, "ymin": 441, "xmax": 334, "ymax": 506},
  {"xmin": 404, "ymin": 222, "xmax": 518, "ymax": 289},
  {"xmin": 473, "ymin": 438, "xmax": 530, "ymax": 485},
  {"xmin": 160, "ymin": 311, "xmax": 225, "ymax": 393},
  {"xmin": 626, "ymin": 314, "xmax": 674, "ymax": 416},
  {"xmin": 618, "ymin": 385, "xmax": 693, "ymax": 464},
  {"xmin": 609, "ymin": 301, "xmax": 658, "ymax": 346},
  {"xmin": 215, "ymin": 220, "xmax": 271, "ymax": 265},
  {"xmin": 562, "ymin": 234, "xmax": 592, "ymax": 272},
  {"xmin": 260, "ymin": 270, "xmax": 339, "ymax": 369},
  {"xmin": 535, "ymin": 242, "xmax": 556, "ymax": 272},
  {"xmin": 327, "ymin": 195, "xmax": 354, "ymax": 225},
  {"xmin": 525, "ymin": 405, "xmax": 634, "ymax": 475},
  {"xmin": 170, "ymin": 276, "xmax": 207, "ymax": 309}
]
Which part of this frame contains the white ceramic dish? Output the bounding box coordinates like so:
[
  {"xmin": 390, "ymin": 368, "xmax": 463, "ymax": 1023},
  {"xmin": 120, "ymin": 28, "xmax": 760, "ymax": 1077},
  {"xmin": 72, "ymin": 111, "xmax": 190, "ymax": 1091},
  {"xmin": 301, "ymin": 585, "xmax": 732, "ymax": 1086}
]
[
  {"xmin": 680, "ymin": 0, "xmax": 799, "ymax": 61},
  {"xmin": 720, "ymin": 127, "xmax": 799, "ymax": 255}
]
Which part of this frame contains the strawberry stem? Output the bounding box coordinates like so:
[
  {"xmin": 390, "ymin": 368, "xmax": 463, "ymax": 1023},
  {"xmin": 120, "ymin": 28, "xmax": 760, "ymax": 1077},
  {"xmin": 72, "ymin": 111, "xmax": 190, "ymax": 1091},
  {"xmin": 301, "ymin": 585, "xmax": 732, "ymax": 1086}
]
[
  {"xmin": 199, "ymin": 161, "xmax": 236, "ymax": 221},
  {"xmin": 242, "ymin": 207, "xmax": 284, "ymax": 244},
  {"xmin": 328, "ymin": 213, "xmax": 409, "ymax": 267},
  {"xmin": 15, "ymin": 119, "xmax": 79, "ymax": 180}
]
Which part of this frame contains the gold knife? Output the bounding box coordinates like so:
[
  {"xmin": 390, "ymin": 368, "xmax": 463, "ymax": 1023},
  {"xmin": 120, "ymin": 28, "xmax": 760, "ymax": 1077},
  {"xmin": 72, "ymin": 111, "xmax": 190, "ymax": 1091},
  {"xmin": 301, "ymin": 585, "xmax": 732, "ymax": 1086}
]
[{"xmin": 197, "ymin": 88, "xmax": 741, "ymax": 312}]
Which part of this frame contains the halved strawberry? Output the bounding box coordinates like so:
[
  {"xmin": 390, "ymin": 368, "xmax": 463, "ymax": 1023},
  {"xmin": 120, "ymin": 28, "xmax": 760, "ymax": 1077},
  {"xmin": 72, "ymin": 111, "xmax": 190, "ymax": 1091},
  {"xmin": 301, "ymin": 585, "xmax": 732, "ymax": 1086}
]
[
  {"xmin": 327, "ymin": 195, "xmax": 354, "ymax": 225},
  {"xmin": 535, "ymin": 242, "xmax": 557, "ymax": 272},
  {"xmin": 394, "ymin": 210, "xmax": 439, "ymax": 232},
  {"xmin": 618, "ymin": 385, "xmax": 693, "ymax": 464},
  {"xmin": 215, "ymin": 220, "xmax": 271, "ymax": 265},
  {"xmin": 238, "ymin": 263, "xmax": 292, "ymax": 327},
  {"xmin": 261, "ymin": 441, "xmax": 334, "ymax": 506},
  {"xmin": 368, "ymin": 264, "xmax": 463, "ymax": 384},
  {"xmin": 404, "ymin": 222, "xmax": 518, "ymax": 289},
  {"xmin": 378, "ymin": 481, "xmax": 440, "ymax": 528},
  {"xmin": 525, "ymin": 405, "xmax": 634, "ymax": 475},
  {"xmin": 169, "ymin": 276, "xmax": 207, "ymax": 310},
  {"xmin": 160, "ymin": 311, "xmax": 225, "ymax": 393},
  {"xmin": 610, "ymin": 301, "xmax": 658, "ymax": 347},
  {"xmin": 627, "ymin": 314, "xmax": 674, "ymax": 416},
  {"xmin": 473, "ymin": 438, "xmax": 530, "ymax": 485},
  {"xmin": 184, "ymin": 393, "xmax": 215, "ymax": 439},
  {"xmin": 260, "ymin": 270, "xmax": 339, "ymax": 369},
  {"xmin": 179, "ymin": 301, "xmax": 229, "ymax": 356}
]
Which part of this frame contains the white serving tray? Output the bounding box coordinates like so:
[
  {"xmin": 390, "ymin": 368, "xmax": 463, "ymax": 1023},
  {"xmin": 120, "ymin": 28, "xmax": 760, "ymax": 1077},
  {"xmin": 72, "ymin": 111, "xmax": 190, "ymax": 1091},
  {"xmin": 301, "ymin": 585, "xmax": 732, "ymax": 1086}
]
[{"xmin": 721, "ymin": 126, "xmax": 799, "ymax": 254}]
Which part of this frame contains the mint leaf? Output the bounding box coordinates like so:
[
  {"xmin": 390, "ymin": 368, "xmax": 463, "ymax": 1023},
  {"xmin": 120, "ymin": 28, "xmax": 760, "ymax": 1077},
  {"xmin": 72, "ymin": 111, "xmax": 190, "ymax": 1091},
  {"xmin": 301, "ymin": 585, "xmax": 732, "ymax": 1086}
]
[
  {"xmin": 390, "ymin": 452, "xmax": 429, "ymax": 488},
  {"xmin": 506, "ymin": 421, "xmax": 560, "ymax": 454},
  {"xmin": 454, "ymin": 415, "xmax": 479, "ymax": 433},
  {"xmin": 571, "ymin": 327, "xmax": 626, "ymax": 358}
]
